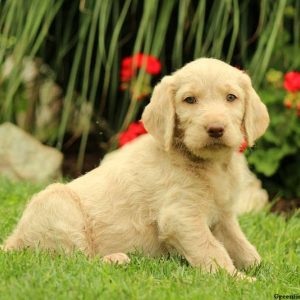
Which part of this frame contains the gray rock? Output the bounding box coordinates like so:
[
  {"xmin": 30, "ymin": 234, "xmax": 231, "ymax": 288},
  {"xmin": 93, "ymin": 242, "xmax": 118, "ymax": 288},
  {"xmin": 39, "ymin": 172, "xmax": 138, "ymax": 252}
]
[{"xmin": 0, "ymin": 122, "xmax": 63, "ymax": 183}]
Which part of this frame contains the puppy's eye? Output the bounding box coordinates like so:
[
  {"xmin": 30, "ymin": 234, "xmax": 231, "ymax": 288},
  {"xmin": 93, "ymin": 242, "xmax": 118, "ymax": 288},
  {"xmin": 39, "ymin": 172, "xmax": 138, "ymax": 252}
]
[
  {"xmin": 226, "ymin": 94, "xmax": 237, "ymax": 102},
  {"xmin": 184, "ymin": 96, "xmax": 197, "ymax": 104}
]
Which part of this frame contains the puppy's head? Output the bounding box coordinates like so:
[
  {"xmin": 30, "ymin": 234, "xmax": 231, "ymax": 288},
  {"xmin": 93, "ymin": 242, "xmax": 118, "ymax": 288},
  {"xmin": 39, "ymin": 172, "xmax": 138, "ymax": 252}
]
[{"xmin": 142, "ymin": 58, "xmax": 269, "ymax": 159}]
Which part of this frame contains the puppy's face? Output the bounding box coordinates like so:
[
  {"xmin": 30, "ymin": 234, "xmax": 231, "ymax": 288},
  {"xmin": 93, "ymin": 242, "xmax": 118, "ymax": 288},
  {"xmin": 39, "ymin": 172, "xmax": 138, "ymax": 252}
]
[
  {"xmin": 142, "ymin": 58, "xmax": 269, "ymax": 159},
  {"xmin": 173, "ymin": 60, "xmax": 246, "ymax": 157}
]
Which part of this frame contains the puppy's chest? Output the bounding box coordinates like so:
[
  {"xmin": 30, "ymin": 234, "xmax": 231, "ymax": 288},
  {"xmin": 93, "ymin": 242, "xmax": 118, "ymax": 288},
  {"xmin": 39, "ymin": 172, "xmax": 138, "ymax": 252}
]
[
  {"xmin": 210, "ymin": 170, "xmax": 237, "ymax": 204},
  {"xmin": 203, "ymin": 165, "xmax": 241, "ymax": 222}
]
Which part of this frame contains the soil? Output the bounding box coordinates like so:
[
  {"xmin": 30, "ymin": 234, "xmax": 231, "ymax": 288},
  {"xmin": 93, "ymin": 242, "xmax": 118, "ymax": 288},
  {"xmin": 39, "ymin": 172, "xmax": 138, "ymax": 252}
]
[
  {"xmin": 270, "ymin": 198, "xmax": 300, "ymax": 216},
  {"xmin": 62, "ymin": 133, "xmax": 106, "ymax": 178}
]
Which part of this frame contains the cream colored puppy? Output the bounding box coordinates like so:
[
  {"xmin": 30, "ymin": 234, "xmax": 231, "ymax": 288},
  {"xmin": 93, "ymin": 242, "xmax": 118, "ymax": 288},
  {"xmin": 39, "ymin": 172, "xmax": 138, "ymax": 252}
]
[{"xmin": 3, "ymin": 58, "xmax": 269, "ymax": 278}]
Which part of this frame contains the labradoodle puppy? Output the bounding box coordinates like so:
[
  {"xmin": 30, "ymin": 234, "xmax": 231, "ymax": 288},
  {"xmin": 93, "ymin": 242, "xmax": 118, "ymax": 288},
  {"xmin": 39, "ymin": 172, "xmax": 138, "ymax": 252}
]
[{"xmin": 3, "ymin": 58, "xmax": 269, "ymax": 278}]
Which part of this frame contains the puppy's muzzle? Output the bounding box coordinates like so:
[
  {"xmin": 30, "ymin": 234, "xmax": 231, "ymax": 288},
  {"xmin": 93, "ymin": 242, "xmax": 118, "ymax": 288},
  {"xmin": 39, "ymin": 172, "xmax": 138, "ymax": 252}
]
[{"xmin": 206, "ymin": 124, "xmax": 225, "ymax": 138}]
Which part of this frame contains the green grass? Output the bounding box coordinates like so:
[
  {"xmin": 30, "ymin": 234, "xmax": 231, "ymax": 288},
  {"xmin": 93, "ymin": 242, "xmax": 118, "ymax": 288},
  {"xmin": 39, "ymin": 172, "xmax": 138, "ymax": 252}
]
[{"xmin": 0, "ymin": 177, "xmax": 299, "ymax": 300}]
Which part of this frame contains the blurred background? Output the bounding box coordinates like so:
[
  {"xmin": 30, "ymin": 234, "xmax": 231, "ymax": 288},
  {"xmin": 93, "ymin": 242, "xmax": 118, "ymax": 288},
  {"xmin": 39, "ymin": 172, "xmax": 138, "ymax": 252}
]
[{"xmin": 0, "ymin": 0, "xmax": 299, "ymax": 208}]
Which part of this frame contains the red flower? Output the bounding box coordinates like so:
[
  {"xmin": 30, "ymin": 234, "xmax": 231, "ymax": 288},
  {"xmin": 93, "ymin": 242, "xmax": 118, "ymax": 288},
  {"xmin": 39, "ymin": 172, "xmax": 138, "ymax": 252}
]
[
  {"xmin": 120, "ymin": 53, "xmax": 161, "ymax": 82},
  {"xmin": 284, "ymin": 71, "xmax": 300, "ymax": 92},
  {"xmin": 119, "ymin": 121, "xmax": 147, "ymax": 147},
  {"xmin": 145, "ymin": 56, "xmax": 161, "ymax": 74},
  {"xmin": 120, "ymin": 68, "xmax": 134, "ymax": 82}
]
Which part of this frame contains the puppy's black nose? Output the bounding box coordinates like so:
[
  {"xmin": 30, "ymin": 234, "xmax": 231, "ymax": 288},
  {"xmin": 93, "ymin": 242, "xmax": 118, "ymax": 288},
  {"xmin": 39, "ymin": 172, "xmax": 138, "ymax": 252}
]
[{"xmin": 207, "ymin": 126, "xmax": 224, "ymax": 138}]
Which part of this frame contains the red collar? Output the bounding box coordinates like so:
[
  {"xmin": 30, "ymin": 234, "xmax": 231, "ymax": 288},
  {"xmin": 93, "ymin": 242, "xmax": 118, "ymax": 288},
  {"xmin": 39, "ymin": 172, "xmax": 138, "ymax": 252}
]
[{"xmin": 239, "ymin": 140, "xmax": 248, "ymax": 153}]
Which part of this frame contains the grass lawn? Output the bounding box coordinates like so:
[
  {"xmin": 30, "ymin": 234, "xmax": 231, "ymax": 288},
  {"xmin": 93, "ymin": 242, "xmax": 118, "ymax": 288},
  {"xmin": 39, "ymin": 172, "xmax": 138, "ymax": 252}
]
[{"xmin": 0, "ymin": 178, "xmax": 299, "ymax": 300}]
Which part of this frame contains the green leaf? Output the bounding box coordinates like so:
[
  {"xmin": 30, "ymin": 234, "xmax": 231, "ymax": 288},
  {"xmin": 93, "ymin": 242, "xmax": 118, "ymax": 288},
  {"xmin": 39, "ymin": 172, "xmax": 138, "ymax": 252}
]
[{"xmin": 248, "ymin": 143, "xmax": 297, "ymax": 176}]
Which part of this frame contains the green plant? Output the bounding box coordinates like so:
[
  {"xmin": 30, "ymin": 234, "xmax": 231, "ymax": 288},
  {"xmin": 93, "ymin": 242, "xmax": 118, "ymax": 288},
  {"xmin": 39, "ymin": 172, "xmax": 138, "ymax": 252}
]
[
  {"xmin": 0, "ymin": 0, "xmax": 299, "ymax": 172},
  {"xmin": 247, "ymin": 69, "xmax": 300, "ymax": 199}
]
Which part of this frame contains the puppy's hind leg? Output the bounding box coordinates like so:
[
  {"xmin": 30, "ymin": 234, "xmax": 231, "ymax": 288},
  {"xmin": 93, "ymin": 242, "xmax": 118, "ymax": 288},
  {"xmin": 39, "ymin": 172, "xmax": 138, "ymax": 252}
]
[{"xmin": 3, "ymin": 183, "xmax": 94, "ymax": 256}]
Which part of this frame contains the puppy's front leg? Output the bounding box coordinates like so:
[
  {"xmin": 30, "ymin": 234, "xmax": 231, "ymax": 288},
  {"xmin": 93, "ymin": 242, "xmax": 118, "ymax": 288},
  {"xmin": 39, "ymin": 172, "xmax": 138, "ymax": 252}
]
[
  {"xmin": 158, "ymin": 204, "xmax": 236, "ymax": 274},
  {"xmin": 212, "ymin": 215, "xmax": 261, "ymax": 269}
]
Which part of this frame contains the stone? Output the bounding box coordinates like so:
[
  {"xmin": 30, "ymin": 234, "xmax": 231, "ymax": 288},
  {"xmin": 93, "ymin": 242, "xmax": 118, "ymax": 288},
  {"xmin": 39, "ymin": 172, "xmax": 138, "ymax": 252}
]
[{"xmin": 0, "ymin": 122, "xmax": 63, "ymax": 183}]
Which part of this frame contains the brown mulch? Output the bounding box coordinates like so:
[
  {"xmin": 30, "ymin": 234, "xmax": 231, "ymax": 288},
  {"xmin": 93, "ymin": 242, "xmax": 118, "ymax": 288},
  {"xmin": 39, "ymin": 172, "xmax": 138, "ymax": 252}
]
[
  {"xmin": 62, "ymin": 133, "xmax": 105, "ymax": 178},
  {"xmin": 270, "ymin": 198, "xmax": 300, "ymax": 215}
]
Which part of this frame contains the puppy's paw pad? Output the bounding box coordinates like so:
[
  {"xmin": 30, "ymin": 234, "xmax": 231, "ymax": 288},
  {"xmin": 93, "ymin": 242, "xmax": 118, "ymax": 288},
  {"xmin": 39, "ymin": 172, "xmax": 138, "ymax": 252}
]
[{"xmin": 102, "ymin": 253, "xmax": 131, "ymax": 265}]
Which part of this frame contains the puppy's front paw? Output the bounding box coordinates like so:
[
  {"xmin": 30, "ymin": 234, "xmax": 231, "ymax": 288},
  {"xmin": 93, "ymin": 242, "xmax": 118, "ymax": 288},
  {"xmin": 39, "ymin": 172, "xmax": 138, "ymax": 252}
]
[
  {"xmin": 234, "ymin": 271, "xmax": 256, "ymax": 282},
  {"xmin": 102, "ymin": 253, "xmax": 131, "ymax": 265},
  {"xmin": 235, "ymin": 246, "xmax": 261, "ymax": 270}
]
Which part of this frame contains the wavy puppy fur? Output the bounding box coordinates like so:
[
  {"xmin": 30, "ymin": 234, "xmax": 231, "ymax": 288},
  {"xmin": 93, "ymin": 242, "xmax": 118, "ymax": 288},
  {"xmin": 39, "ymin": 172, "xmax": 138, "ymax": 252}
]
[{"xmin": 3, "ymin": 58, "xmax": 269, "ymax": 277}]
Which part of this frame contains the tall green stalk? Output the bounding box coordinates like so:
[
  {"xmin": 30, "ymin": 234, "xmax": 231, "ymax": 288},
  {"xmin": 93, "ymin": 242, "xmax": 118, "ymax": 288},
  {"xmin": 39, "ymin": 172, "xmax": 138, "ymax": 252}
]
[{"xmin": 0, "ymin": 0, "xmax": 298, "ymax": 171}]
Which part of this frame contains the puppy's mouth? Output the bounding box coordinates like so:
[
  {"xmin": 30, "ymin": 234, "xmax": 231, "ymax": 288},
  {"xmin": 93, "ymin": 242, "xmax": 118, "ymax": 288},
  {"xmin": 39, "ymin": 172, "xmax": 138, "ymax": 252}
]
[
  {"xmin": 204, "ymin": 144, "xmax": 227, "ymax": 150},
  {"xmin": 203, "ymin": 138, "xmax": 229, "ymax": 150}
]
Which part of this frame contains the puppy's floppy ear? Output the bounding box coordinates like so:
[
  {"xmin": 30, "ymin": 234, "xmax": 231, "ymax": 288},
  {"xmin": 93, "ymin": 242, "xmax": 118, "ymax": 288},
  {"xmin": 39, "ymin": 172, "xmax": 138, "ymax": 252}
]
[
  {"xmin": 243, "ymin": 75, "xmax": 270, "ymax": 147},
  {"xmin": 142, "ymin": 75, "xmax": 175, "ymax": 151}
]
